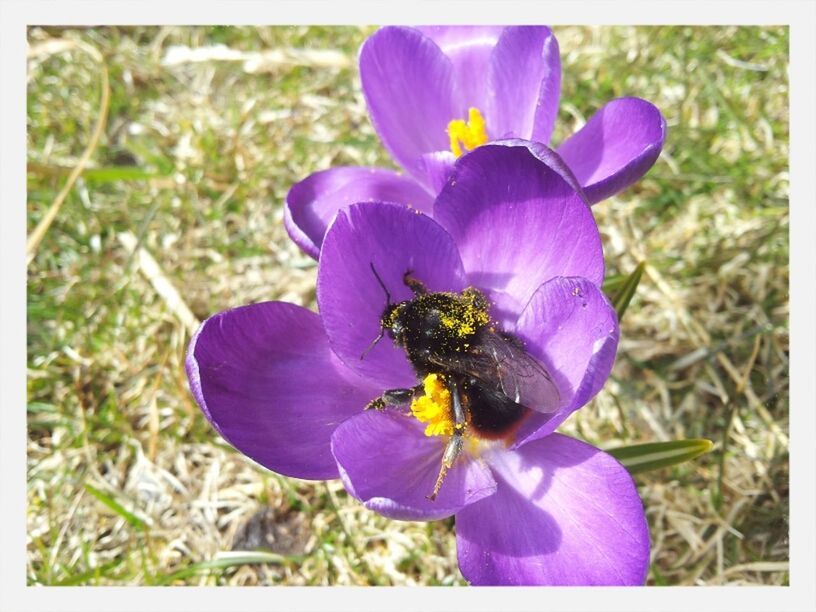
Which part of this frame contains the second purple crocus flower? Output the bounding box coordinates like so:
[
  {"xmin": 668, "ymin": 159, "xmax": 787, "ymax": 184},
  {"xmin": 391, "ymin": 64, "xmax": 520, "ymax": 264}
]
[
  {"xmin": 187, "ymin": 141, "xmax": 650, "ymax": 585},
  {"xmin": 285, "ymin": 25, "xmax": 667, "ymax": 259}
]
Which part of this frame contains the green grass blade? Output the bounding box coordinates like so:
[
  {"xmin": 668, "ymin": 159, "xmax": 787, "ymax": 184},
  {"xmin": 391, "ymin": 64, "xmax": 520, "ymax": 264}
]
[
  {"xmin": 27, "ymin": 401, "xmax": 57, "ymax": 413},
  {"xmin": 26, "ymin": 162, "xmax": 165, "ymax": 184},
  {"xmin": 611, "ymin": 261, "xmax": 646, "ymax": 321},
  {"xmin": 83, "ymin": 483, "xmax": 147, "ymax": 531},
  {"xmin": 608, "ymin": 439, "xmax": 714, "ymax": 474},
  {"xmin": 52, "ymin": 560, "xmax": 123, "ymax": 586},
  {"xmin": 157, "ymin": 551, "xmax": 296, "ymax": 585},
  {"xmin": 650, "ymin": 562, "xmax": 669, "ymax": 586},
  {"xmin": 602, "ymin": 273, "xmax": 627, "ymax": 296},
  {"xmin": 82, "ymin": 166, "xmax": 163, "ymax": 183}
]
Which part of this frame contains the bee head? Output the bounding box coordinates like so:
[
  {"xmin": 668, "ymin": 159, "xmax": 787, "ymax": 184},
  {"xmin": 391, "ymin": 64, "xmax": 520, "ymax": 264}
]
[{"xmin": 383, "ymin": 303, "xmax": 405, "ymax": 342}]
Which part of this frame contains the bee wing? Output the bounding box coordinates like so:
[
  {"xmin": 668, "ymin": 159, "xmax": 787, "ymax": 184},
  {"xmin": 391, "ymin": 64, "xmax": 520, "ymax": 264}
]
[
  {"xmin": 427, "ymin": 330, "xmax": 561, "ymax": 413},
  {"xmin": 477, "ymin": 330, "xmax": 561, "ymax": 413}
]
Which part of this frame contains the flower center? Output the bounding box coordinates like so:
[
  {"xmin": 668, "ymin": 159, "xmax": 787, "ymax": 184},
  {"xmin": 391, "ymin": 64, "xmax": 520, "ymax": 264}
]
[
  {"xmin": 410, "ymin": 373, "xmax": 455, "ymax": 436},
  {"xmin": 447, "ymin": 107, "xmax": 489, "ymax": 158}
]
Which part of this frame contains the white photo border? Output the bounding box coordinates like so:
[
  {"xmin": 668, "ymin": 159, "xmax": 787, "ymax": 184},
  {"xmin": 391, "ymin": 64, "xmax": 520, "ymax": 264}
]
[{"xmin": 2, "ymin": 2, "xmax": 813, "ymax": 611}]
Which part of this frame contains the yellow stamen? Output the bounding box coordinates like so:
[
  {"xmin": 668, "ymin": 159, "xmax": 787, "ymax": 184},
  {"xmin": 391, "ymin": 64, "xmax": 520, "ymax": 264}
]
[
  {"xmin": 410, "ymin": 374, "xmax": 454, "ymax": 437},
  {"xmin": 447, "ymin": 107, "xmax": 489, "ymax": 158}
]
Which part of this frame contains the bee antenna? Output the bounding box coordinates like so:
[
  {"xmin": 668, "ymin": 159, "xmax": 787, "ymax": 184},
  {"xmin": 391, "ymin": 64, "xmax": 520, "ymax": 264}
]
[
  {"xmin": 369, "ymin": 262, "xmax": 392, "ymax": 306},
  {"xmin": 361, "ymin": 263, "xmax": 392, "ymax": 360}
]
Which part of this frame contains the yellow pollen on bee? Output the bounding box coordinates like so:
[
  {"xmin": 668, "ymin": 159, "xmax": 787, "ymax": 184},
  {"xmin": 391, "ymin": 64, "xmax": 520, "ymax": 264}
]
[
  {"xmin": 410, "ymin": 374, "xmax": 454, "ymax": 437},
  {"xmin": 439, "ymin": 294, "xmax": 490, "ymax": 339},
  {"xmin": 447, "ymin": 107, "xmax": 489, "ymax": 158}
]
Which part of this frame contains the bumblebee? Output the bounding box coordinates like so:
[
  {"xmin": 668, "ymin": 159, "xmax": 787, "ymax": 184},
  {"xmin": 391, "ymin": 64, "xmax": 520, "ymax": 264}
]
[{"xmin": 363, "ymin": 265, "xmax": 560, "ymax": 500}]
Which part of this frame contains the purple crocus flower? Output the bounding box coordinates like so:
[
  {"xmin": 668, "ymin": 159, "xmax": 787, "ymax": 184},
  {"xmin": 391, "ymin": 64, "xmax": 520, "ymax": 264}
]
[
  {"xmin": 188, "ymin": 141, "xmax": 649, "ymax": 585},
  {"xmin": 285, "ymin": 25, "xmax": 667, "ymax": 259}
]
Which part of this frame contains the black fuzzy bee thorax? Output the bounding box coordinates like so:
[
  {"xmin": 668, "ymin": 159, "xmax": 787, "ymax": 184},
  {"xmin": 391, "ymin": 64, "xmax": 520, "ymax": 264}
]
[{"xmin": 384, "ymin": 288, "xmax": 491, "ymax": 374}]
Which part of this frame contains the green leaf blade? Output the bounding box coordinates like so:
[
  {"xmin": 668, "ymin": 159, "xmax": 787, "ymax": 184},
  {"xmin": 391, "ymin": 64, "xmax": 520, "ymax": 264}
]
[
  {"xmin": 52, "ymin": 560, "xmax": 124, "ymax": 586},
  {"xmin": 611, "ymin": 261, "xmax": 646, "ymax": 321},
  {"xmin": 83, "ymin": 483, "xmax": 148, "ymax": 531},
  {"xmin": 608, "ymin": 439, "xmax": 714, "ymax": 474},
  {"xmin": 82, "ymin": 166, "xmax": 162, "ymax": 183},
  {"xmin": 157, "ymin": 551, "xmax": 297, "ymax": 585},
  {"xmin": 601, "ymin": 273, "xmax": 627, "ymax": 296}
]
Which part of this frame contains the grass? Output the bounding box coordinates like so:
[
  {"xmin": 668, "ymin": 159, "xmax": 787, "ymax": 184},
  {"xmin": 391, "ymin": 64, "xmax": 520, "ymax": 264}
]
[{"xmin": 26, "ymin": 25, "xmax": 789, "ymax": 586}]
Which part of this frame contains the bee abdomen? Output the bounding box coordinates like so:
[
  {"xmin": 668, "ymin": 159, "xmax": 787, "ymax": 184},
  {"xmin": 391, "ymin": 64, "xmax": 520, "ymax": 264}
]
[{"xmin": 462, "ymin": 383, "xmax": 530, "ymax": 440}]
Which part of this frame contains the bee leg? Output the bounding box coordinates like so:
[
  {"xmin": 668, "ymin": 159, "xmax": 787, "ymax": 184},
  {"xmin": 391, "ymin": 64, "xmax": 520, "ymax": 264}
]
[
  {"xmin": 402, "ymin": 271, "xmax": 428, "ymax": 295},
  {"xmin": 429, "ymin": 379, "xmax": 466, "ymax": 501},
  {"xmin": 365, "ymin": 385, "xmax": 422, "ymax": 411}
]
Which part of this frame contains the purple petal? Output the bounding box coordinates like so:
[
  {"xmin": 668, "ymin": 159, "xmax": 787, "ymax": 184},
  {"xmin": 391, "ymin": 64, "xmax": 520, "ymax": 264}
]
[
  {"xmin": 186, "ymin": 301, "xmax": 377, "ymax": 480},
  {"xmin": 557, "ymin": 97, "xmax": 667, "ymax": 204},
  {"xmin": 416, "ymin": 26, "xmax": 506, "ymax": 51},
  {"xmin": 456, "ymin": 434, "xmax": 649, "ymax": 585},
  {"xmin": 417, "ymin": 26, "xmax": 504, "ymax": 115},
  {"xmin": 360, "ymin": 27, "xmax": 456, "ymax": 180},
  {"xmin": 511, "ymin": 277, "xmax": 619, "ymax": 447},
  {"xmin": 317, "ymin": 202, "xmax": 466, "ymax": 389},
  {"xmin": 331, "ymin": 410, "xmax": 497, "ymax": 520},
  {"xmin": 433, "ymin": 141, "xmax": 602, "ymax": 325},
  {"xmin": 418, "ymin": 150, "xmax": 456, "ymax": 195},
  {"xmin": 488, "ymin": 26, "xmax": 561, "ymax": 143},
  {"xmin": 285, "ymin": 166, "xmax": 434, "ymax": 259}
]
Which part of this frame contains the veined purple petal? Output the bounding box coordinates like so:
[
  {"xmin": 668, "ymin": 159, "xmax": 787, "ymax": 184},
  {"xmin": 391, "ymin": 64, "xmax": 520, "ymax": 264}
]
[
  {"xmin": 317, "ymin": 202, "xmax": 466, "ymax": 389},
  {"xmin": 488, "ymin": 26, "xmax": 561, "ymax": 143},
  {"xmin": 331, "ymin": 410, "xmax": 497, "ymax": 521},
  {"xmin": 416, "ymin": 26, "xmax": 506, "ymax": 51},
  {"xmin": 511, "ymin": 277, "xmax": 619, "ymax": 448},
  {"xmin": 417, "ymin": 26, "xmax": 504, "ymax": 116},
  {"xmin": 360, "ymin": 27, "xmax": 456, "ymax": 181},
  {"xmin": 433, "ymin": 141, "xmax": 602, "ymax": 325},
  {"xmin": 456, "ymin": 434, "xmax": 649, "ymax": 585},
  {"xmin": 186, "ymin": 301, "xmax": 377, "ymax": 480},
  {"xmin": 284, "ymin": 166, "xmax": 433, "ymax": 259},
  {"xmin": 557, "ymin": 97, "xmax": 667, "ymax": 204}
]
